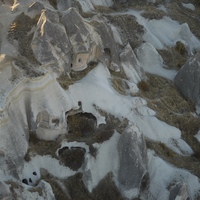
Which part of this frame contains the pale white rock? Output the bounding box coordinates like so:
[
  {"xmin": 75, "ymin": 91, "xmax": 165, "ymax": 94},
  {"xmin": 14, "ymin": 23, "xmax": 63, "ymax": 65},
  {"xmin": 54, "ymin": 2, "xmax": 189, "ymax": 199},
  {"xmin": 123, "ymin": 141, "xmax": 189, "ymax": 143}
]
[
  {"xmin": 120, "ymin": 43, "xmax": 146, "ymax": 83},
  {"xmin": 135, "ymin": 42, "xmax": 177, "ymax": 80}
]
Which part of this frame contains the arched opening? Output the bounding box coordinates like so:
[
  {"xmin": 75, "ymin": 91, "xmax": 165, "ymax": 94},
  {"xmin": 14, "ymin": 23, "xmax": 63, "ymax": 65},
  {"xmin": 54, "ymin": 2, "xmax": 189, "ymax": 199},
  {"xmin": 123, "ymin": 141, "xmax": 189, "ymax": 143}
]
[{"xmin": 104, "ymin": 48, "xmax": 111, "ymax": 59}]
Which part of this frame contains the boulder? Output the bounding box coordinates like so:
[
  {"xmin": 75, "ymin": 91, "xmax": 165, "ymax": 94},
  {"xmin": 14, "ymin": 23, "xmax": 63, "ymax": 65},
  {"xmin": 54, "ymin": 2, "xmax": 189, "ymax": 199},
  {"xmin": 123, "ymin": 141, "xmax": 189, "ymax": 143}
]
[
  {"xmin": 120, "ymin": 43, "xmax": 146, "ymax": 83},
  {"xmin": 91, "ymin": 18, "xmax": 121, "ymax": 71},
  {"xmin": 117, "ymin": 125, "xmax": 148, "ymax": 198},
  {"xmin": 169, "ymin": 182, "xmax": 189, "ymax": 200},
  {"xmin": 31, "ymin": 9, "xmax": 72, "ymax": 74},
  {"xmin": 174, "ymin": 51, "xmax": 200, "ymax": 109}
]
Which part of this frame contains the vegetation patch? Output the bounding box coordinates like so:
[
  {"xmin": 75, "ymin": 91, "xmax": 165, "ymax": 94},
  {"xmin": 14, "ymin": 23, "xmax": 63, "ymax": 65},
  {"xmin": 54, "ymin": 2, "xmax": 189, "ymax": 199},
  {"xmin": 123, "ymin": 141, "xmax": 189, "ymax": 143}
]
[
  {"xmin": 137, "ymin": 73, "xmax": 200, "ymax": 177},
  {"xmin": 94, "ymin": 5, "xmax": 115, "ymax": 13},
  {"xmin": 66, "ymin": 109, "xmax": 128, "ymax": 145},
  {"xmin": 167, "ymin": 1, "xmax": 200, "ymax": 40},
  {"xmin": 67, "ymin": 112, "xmax": 97, "ymax": 140},
  {"xmin": 64, "ymin": 173, "xmax": 92, "ymax": 200},
  {"xmin": 24, "ymin": 131, "xmax": 61, "ymax": 161},
  {"xmin": 111, "ymin": 77, "xmax": 129, "ymax": 95},
  {"xmin": 146, "ymin": 139, "xmax": 200, "ymax": 178},
  {"xmin": 175, "ymin": 41, "xmax": 186, "ymax": 55},
  {"xmin": 106, "ymin": 14, "xmax": 144, "ymax": 49},
  {"xmin": 158, "ymin": 46, "xmax": 188, "ymax": 70},
  {"xmin": 92, "ymin": 173, "xmax": 123, "ymax": 200},
  {"xmin": 58, "ymin": 147, "xmax": 85, "ymax": 171},
  {"xmin": 141, "ymin": 5, "xmax": 166, "ymax": 20},
  {"xmin": 137, "ymin": 80, "xmax": 150, "ymax": 92},
  {"xmin": 28, "ymin": 187, "xmax": 43, "ymax": 196},
  {"xmin": 41, "ymin": 169, "xmax": 70, "ymax": 200},
  {"xmin": 64, "ymin": 172, "xmax": 123, "ymax": 200}
]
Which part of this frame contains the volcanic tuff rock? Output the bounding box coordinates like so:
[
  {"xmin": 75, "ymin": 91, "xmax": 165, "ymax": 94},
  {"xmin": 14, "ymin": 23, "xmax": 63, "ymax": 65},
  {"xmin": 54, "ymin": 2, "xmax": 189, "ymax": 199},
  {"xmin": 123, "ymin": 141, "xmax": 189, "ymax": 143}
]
[
  {"xmin": 0, "ymin": 0, "xmax": 200, "ymax": 199},
  {"xmin": 174, "ymin": 51, "xmax": 200, "ymax": 109},
  {"xmin": 117, "ymin": 125, "xmax": 148, "ymax": 198},
  {"xmin": 31, "ymin": 9, "xmax": 72, "ymax": 74}
]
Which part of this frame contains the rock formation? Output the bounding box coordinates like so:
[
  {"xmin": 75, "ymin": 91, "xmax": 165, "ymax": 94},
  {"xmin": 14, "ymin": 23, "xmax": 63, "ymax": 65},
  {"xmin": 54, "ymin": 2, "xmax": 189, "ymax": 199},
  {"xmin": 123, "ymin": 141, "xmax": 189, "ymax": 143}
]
[
  {"xmin": 117, "ymin": 125, "xmax": 148, "ymax": 198},
  {"xmin": 0, "ymin": 0, "xmax": 200, "ymax": 199},
  {"xmin": 174, "ymin": 51, "xmax": 200, "ymax": 109}
]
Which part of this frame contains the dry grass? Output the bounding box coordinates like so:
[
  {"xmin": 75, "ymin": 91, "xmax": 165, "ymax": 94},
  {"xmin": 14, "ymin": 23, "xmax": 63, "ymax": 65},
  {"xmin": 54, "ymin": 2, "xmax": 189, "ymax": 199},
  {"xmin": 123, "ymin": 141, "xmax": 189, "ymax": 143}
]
[
  {"xmin": 28, "ymin": 187, "xmax": 43, "ymax": 196},
  {"xmin": 92, "ymin": 173, "xmax": 123, "ymax": 200},
  {"xmin": 158, "ymin": 47, "xmax": 188, "ymax": 70},
  {"xmin": 67, "ymin": 112, "xmax": 97, "ymax": 141},
  {"xmin": 41, "ymin": 169, "xmax": 70, "ymax": 200},
  {"xmin": 146, "ymin": 139, "xmax": 200, "ymax": 178},
  {"xmin": 64, "ymin": 173, "xmax": 91, "ymax": 200},
  {"xmin": 58, "ymin": 148, "xmax": 85, "ymax": 171},
  {"xmin": 138, "ymin": 73, "xmax": 200, "ymax": 177},
  {"xmin": 141, "ymin": 5, "xmax": 166, "ymax": 20},
  {"xmin": 66, "ymin": 109, "xmax": 128, "ymax": 145},
  {"xmin": 111, "ymin": 77, "xmax": 129, "ymax": 95},
  {"xmin": 166, "ymin": 1, "xmax": 200, "ymax": 40},
  {"xmin": 24, "ymin": 131, "xmax": 61, "ymax": 161},
  {"xmin": 175, "ymin": 41, "xmax": 186, "ymax": 55},
  {"xmin": 64, "ymin": 172, "xmax": 123, "ymax": 200},
  {"xmin": 94, "ymin": 5, "xmax": 115, "ymax": 13}
]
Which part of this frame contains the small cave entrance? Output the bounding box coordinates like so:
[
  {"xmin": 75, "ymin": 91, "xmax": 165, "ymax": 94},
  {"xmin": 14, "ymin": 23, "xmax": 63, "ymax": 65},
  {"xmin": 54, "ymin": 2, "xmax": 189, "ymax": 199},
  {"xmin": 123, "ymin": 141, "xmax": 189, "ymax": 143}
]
[
  {"xmin": 67, "ymin": 112, "xmax": 97, "ymax": 138},
  {"xmin": 104, "ymin": 48, "xmax": 112, "ymax": 67},
  {"xmin": 104, "ymin": 48, "xmax": 111, "ymax": 59}
]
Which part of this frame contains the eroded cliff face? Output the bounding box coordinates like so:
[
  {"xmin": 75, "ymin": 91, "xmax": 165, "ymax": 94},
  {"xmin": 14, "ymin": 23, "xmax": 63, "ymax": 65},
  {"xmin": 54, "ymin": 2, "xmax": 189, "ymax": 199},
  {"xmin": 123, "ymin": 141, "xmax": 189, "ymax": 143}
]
[{"xmin": 0, "ymin": 0, "xmax": 200, "ymax": 199}]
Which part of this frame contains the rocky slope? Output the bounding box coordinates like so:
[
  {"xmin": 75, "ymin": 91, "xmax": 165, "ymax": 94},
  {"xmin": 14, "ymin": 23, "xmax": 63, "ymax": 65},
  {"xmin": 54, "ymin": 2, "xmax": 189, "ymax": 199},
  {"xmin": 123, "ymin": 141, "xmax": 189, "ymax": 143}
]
[{"xmin": 0, "ymin": 0, "xmax": 200, "ymax": 199}]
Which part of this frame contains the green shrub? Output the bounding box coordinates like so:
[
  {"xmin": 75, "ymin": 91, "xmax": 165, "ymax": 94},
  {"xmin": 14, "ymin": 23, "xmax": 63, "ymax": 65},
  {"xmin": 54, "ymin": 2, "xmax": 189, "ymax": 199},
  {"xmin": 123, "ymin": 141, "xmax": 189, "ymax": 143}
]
[{"xmin": 175, "ymin": 41, "xmax": 186, "ymax": 55}]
